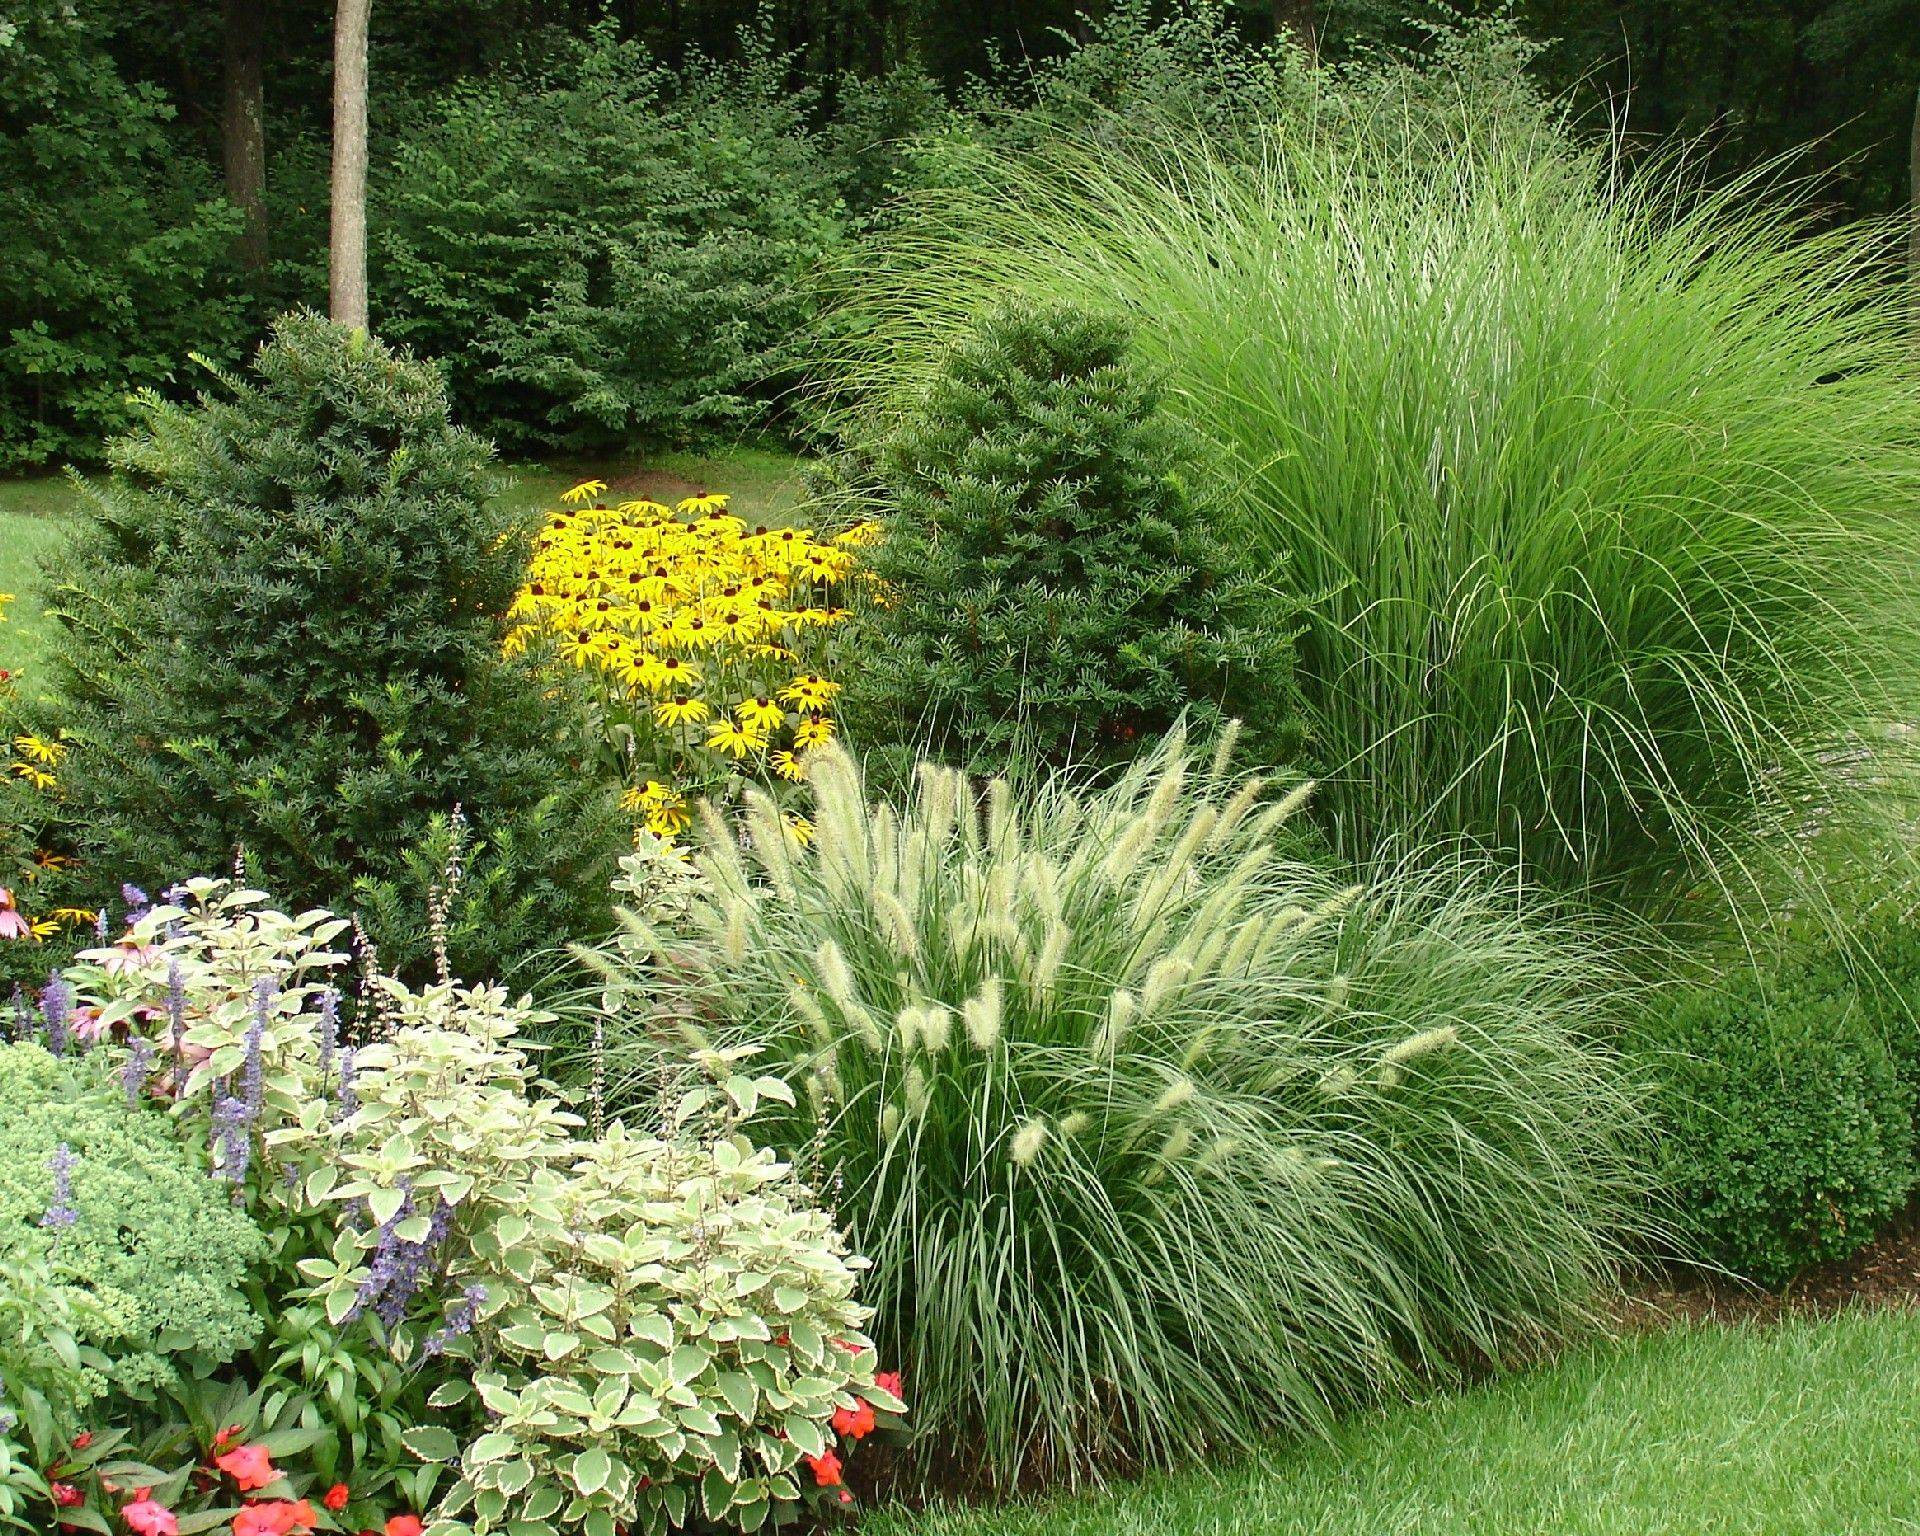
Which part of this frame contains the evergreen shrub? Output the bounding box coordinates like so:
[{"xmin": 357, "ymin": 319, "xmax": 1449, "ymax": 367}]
[
  {"xmin": 845, "ymin": 302, "xmax": 1298, "ymax": 782},
  {"xmin": 50, "ymin": 312, "xmax": 625, "ymax": 984}
]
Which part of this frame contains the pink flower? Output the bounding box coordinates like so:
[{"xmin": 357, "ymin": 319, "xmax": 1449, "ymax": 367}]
[
  {"xmin": 51, "ymin": 1481, "xmax": 83, "ymax": 1508},
  {"xmin": 214, "ymin": 1444, "xmax": 276, "ymax": 1491},
  {"xmin": 102, "ymin": 940, "xmax": 161, "ymax": 976},
  {"xmin": 122, "ymin": 1490, "xmax": 180, "ymax": 1536},
  {"xmin": 70, "ymin": 1007, "xmax": 110, "ymax": 1045},
  {"xmin": 0, "ymin": 888, "xmax": 27, "ymax": 941},
  {"xmin": 231, "ymin": 1499, "xmax": 314, "ymax": 1536}
]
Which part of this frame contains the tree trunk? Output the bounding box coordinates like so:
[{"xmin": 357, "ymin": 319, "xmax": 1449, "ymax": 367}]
[
  {"xmin": 1909, "ymin": 81, "xmax": 1919, "ymax": 343},
  {"xmin": 330, "ymin": 0, "xmax": 372, "ymax": 331},
  {"xmin": 1273, "ymin": 0, "xmax": 1318, "ymax": 60},
  {"xmin": 222, "ymin": 0, "xmax": 269, "ymax": 273}
]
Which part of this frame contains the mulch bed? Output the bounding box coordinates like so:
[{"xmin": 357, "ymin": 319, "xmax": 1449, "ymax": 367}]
[{"xmin": 1621, "ymin": 1201, "xmax": 1920, "ymax": 1329}]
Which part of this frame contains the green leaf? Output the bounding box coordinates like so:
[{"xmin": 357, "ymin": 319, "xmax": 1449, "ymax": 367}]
[
  {"xmin": 468, "ymin": 1432, "xmax": 518, "ymax": 1464},
  {"xmin": 494, "ymin": 1458, "xmax": 534, "ymax": 1496},
  {"xmin": 784, "ymin": 1413, "xmax": 825, "ymax": 1460},
  {"xmin": 669, "ymin": 1343, "xmax": 707, "ymax": 1385},
  {"xmin": 716, "ymin": 1372, "xmax": 757, "ymax": 1422},
  {"xmin": 702, "ymin": 1468, "xmax": 736, "ymax": 1519},
  {"xmin": 402, "ymin": 1425, "xmax": 461, "ymax": 1463},
  {"xmin": 572, "ymin": 1446, "xmax": 612, "ymax": 1496}
]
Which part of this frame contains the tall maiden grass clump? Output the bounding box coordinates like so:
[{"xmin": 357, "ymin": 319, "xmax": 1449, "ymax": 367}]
[
  {"xmin": 824, "ymin": 126, "xmax": 1920, "ymax": 904},
  {"xmin": 603, "ymin": 734, "xmax": 1643, "ymax": 1490}
]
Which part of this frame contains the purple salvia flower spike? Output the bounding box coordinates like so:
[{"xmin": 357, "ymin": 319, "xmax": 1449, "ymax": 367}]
[
  {"xmin": 316, "ymin": 988, "xmax": 339, "ymax": 1087},
  {"xmin": 40, "ymin": 1143, "xmax": 78, "ymax": 1230},
  {"xmin": 121, "ymin": 1037, "xmax": 156, "ymax": 1108},
  {"xmin": 243, "ymin": 978, "xmax": 272, "ymax": 1118},
  {"xmin": 39, "ymin": 975, "xmax": 72, "ymax": 1059},
  {"xmin": 165, "ymin": 958, "xmax": 188, "ymax": 1073},
  {"xmin": 336, "ymin": 1046, "xmax": 358, "ymax": 1121}
]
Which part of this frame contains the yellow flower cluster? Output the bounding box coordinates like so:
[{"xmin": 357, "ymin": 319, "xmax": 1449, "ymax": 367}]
[
  {"xmin": 508, "ymin": 482, "xmax": 878, "ymax": 839},
  {"xmin": 0, "ymin": 593, "xmax": 86, "ymax": 941}
]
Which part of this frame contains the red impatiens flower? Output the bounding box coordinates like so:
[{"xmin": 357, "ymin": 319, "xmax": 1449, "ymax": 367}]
[
  {"xmin": 806, "ymin": 1450, "xmax": 843, "ymax": 1488},
  {"xmin": 50, "ymin": 1482, "xmax": 83, "ymax": 1507},
  {"xmin": 71, "ymin": 1432, "xmax": 93, "ymax": 1450},
  {"xmin": 385, "ymin": 1517, "xmax": 425, "ymax": 1536},
  {"xmin": 831, "ymin": 1401, "xmax": 876, "ymax": 1441},
  {"xmin": 214, "ymin": 1444, "xmax": 277, "ymax": 1491},
  {"xmin": 873, "ymin": 1370, "xmax": 903, "ymax": 1400},
  {"xmin": 122, "ymin": 1489, "xmax": 180, "ymax": 1536},
  {"xmin": 322, "ymin": 1484, "xmax": 350, "ymax": 1512},
  {"xmin": 231, "ymin": 1498, "xmax": 314, "ymax": 1536}
]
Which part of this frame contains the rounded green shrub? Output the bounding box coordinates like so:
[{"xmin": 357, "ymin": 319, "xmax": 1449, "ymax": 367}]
[
  {"xmin": 843, "ymin": 301, "xmax": 1298, "ymax": 783},
  {"xmin": 1636, "ymin": 969, "xmax": 1915, "ymax": 1288},
  {"xmin": 603, "ymin": 736, "xmax": 1644, "ymax": 1489},
  {"xmin": 0, "ymin": 1040, "xmax": 266, "ymax": 1399},
  {"xmin": 49, "ymin": 311, "xmax": 626, "ymax": 983}
]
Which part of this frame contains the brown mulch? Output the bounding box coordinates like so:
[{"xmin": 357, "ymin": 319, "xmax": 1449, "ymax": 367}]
[{"xmin": 1619, "ymin": 1202, "xmax": 1920, "ymax": 1330}]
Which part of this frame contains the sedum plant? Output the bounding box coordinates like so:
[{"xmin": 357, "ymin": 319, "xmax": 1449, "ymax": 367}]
[
  {"xmin": 604, "ymin": 734, "xmax": 1643, "ymax": 1488},
  {"xmin": 0, "ymin": 1040, "xmax": 267, "ymax": 1401}
]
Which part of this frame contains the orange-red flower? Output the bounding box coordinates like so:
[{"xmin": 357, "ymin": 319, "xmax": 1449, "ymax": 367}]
[
  {"xmin": 832, "ymin": 1401, "xmax": 876, "ymax": 1441},
  {"xmin": 214, "ymin": 1443, "xmax": 276, "ymax": 1491},
  {"xmin": 322, "ymin": 1484, "xmax": 350, "ymax": 1512},
  {"xmin": 385, "ymin": 1517, "xmax": 425, "ymax": 1536},
  {"xmin": 806, "ymin": 1449, "xmax": 844, "ymax": 1488}
]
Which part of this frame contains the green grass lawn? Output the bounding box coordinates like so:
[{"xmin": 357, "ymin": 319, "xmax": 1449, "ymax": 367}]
[
  {"xmin": 0, "ymin": 444, "xmax": 811, "ymax": 678},
  {"xmin": 0, "ymin": 474, "xmax": 76, "ymax": 679},
  {"xmin": 871, "ymin": 1312, "xmax": 1920, "ymax": 1536}
]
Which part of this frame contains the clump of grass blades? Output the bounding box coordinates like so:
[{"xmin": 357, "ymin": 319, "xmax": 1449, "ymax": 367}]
[
  {"xmin": 599, "ymin": 732, "xmax": 1645, "ymax": 1491},
  {"xmin": 821, "ymin": 123, "xmax": 1920, "ymax": 907}
]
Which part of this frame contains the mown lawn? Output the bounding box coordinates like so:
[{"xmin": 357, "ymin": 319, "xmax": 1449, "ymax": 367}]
[
  {"xmin": 870, "ymin": 1312, "xmax": 1920, "ymax": 1536},
  {"xmin": 0, "ymin": 444, "xmax": 810, "ymax": 676}
]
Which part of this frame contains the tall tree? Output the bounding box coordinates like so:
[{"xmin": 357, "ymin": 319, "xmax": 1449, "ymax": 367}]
[
  {"xmin": 330, "ymin": 0, "xmax": 371, "ymax": 329},
  {"xmin": 222, "ymin": 0, "xmax": 269, "ymax": 273}
]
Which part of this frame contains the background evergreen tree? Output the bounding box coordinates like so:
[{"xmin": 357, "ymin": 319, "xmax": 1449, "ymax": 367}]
[{"xmin": 49, "ymin": 311, "xmax": 624, "ymax": 983}]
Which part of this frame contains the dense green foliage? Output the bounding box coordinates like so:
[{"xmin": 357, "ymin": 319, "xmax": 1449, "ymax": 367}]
[
  {"xmin": 377, "ymin": 25, "xmax": 842, "ymax": 450},
  {"xmin": 48, "ymin": 313, "xmax": 625, "ymax": 983},
  {"xmin": 832, "ymin": 129, "xmax": 1920, "ymax": 905},
  {"xmin": 845, "ymin": 302, "xmax": 1296, "ymax": 781},
  {"xmin": 865, "ymin": 1311, "xmax": 1920, "ymax": 1536},
  {"xmin": 0, "ymin": 2, "xmax": 245, "ymax": 470},
  {"xmin": 0, "ymin": 1040, "xmax": 265, "ymax": 1399},
  {"xmin": 13, "ymin": 0, "xmax": 1915, "ymax": 467},
  {"xmin": 601, "ymin": 739, "xmax": 1643, "ymax": 1489},
  {"xmin": 1636, "ymin": 967, "xmax": 1915, "ymax": 1287}
]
